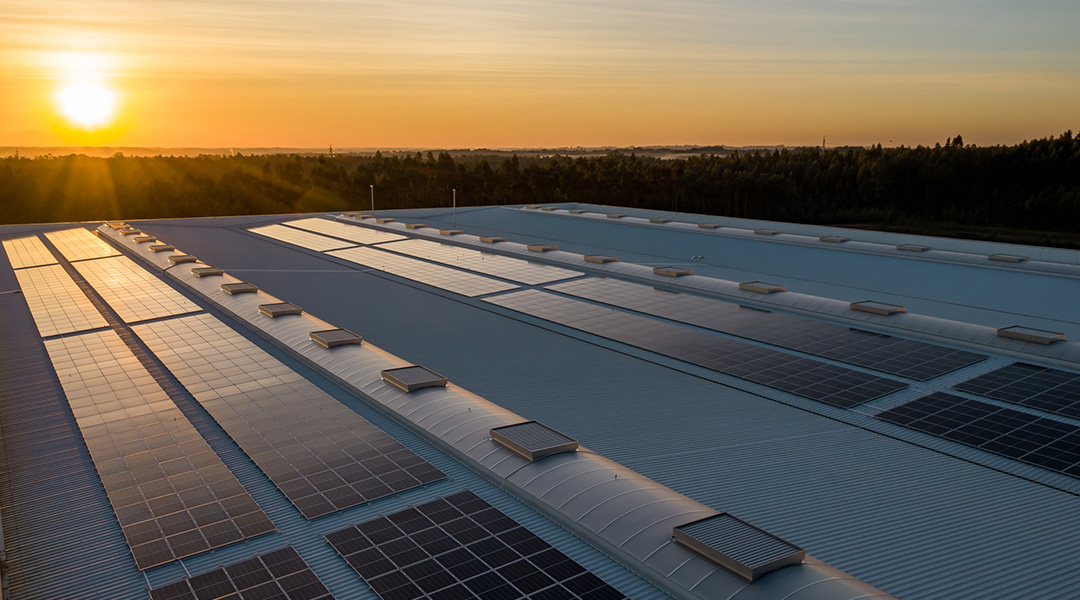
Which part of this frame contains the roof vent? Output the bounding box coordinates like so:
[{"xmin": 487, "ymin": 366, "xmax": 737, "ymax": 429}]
[
  {"xmin": 490, "ymin": 421, "xmax": 579, "ymax": 461},
  {"xmin": 698, "ymin": 223, "xmax": 722, "ymax": 229},
  {"xmin": 851, "ymin": 300, "xmax": 906, "ymax": 315},
  {"xmin": 540, "ymin": 206, "xmax": 558, "ymax": 212},
  {"xmin": 259, "ymin": 302, "xmax": 303, "ymax": 318},
  {"xmin": 134, "ymin": 236, "xmax": 157, "ymax": 243},
  {"xmin": 310, "ymin": 328, "xmax": 363, "ymax": 348},
  {"xmin": 584, "ymin": 254, "xmax": 618, "ymax": 264},
  {"xmin": 606, "ymin": 213, "xmax": 626, "ymax": 219},
  {"xmin": 739, "ymin": 281, "xmax": 786, "ymax": 294},
  {"xmin": 168, "ymin": 254, "xmax": 197, "ymax": 264},
  {"xmin": 149, "ymin": 244, "xmax": 175, "ymax": 252},
  {"xmin": 381, "ymin": 365, "xmax": 447, "ymax": 392},
  {"xmin": 650, "ymin": 218, "xmax": 671, "ymax": 224},
  {"xmin": 989, "ymin": 254, "xmax": 1028, "ymax": 263},
  {"xmin": 119, "ymin": 228, "xmax": 141, "ymax": 236},
  {"xmin": 568, "ymin": 209, "xmax": 587, "ymax": 214},
  {"xmin": 525, "ymin": 205, "xmax": 541, "ymax": 209},
  {"xmin": 221, "ymin": 282, "xmax": 258, "ymax": 295},
  {"xmin": 439, "ymin": 229, "xmax": 464, "ymax": 236},
  {"xmin": 342, "ymin": 211, "xmax": 363, "ymax": 217},
  {"xmin": 754, "ymin": 229, "xmax": 781, "ymax": 236},
  {"xmin": 673, "ymin": 514, "xmax": 805, "ymax": 582},
  {"xmin": 819, "ymin": 236, "xmax": 850, "ymax": 243},
  {"xmin": 106, "ymin": 221, "xmax": 127, "ymax": 229},
  {"xmin": 404, "ymin": 223, "xmax": 428, "ymax": 229},
  {"xmin": 527, "ymin": 244, "xmax": 558, "ymax": 252},
  {"xmin": 896, "ymin": 244, "xmax": 931, "ymax": 252},
  {"xmin": 997, "ymin": 325, "xmax": 1067, "ymax": 345},
  {"xmin": 479, "ymin": 236, "xmax": 507, "ymax": 243},
  {"xmin": 653, "ymin": 266, "xmax": 693, "ymax": 277},
  {"xmin": 356, "ymin": 214, "xmax": 375, "ymax": 219},
  {"xmin": 192, "ymin": 267, "xmax": 223, "ymax": 277},
  {"xmin": 375, "ymin": 218, "xmax": 397, "ymax": 224}
]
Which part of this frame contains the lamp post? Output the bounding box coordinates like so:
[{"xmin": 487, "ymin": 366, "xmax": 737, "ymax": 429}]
[
  {"xmin": 370, "ymin": 184, "xmax": 374, "ymax": 213},
  {"xmin": 452, "ymin": 189, "xmax": 456, "ymax": 226}
]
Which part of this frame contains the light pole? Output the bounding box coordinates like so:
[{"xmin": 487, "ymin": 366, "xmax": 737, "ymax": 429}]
[
  {"xmin": 452, "ymin": 189, "xmax": 456, "ymax": 226},
  {"xmin": 370, "ymin": 184, "xmax": 374, "ymax": 213}
]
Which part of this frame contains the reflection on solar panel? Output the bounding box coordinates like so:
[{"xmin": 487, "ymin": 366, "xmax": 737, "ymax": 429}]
[
  {"xmin": 548, "ymin": 278, "xmax": 984, "ymax": 381},
  {"xmin": 487, "ymin": 290, "xmax": 907, "ymax": 408},
  {"xmin": 133, "ymin": 314, "xmax": 445, "ymax": 519},
  {"xmin": 328, "ymin": 246, "xmax": 518, "ymax": 297},
  {"xmin": 44, "ymin": 330, "xmax": 273, "ymax": 569},
  {"xmin": 877, "ymin": 392, "xmax": 1080, "ymax": 477},
  {"xmin": 381, "ymin": 238, "xmax": 581, "ymax": 285},
  {"xmin": 247, "ymin": 223, "xmax": 357, "ymax": 252},
  {"xmin": 325, "ymin": 491, "xmax": 626, "ymax": 600},
  {"xmin": 2, "ymin": 235, "xmax": 57, "ymax": 269},
  {"xmin": 955, "ymin": 363, "xmax": 1080, "ymax": 419},
  {"xmin": 72, "ymin": 256, "xmax": 201, "ymax": 323},
  {"xmin": 284, "ymin": 217, "xmax": 406, "ymax": 244},
  {"xmin": 44, "ymin": 228, "xmax": 121, "ymax": 261},
  {"xmin": 149, "ymin": 547, "xmax": 334, "ymax": 600},
  {"xmin": 13, "ymin": 264, "xmax": 108, "ymax": 337}
]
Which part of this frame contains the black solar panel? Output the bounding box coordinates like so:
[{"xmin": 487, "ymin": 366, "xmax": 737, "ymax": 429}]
[
  {"xmin": 324, "ymin": 491, "xmax": 626, "ymax": 600},
  {"xmin": 547, "ymin": 278, "xmax": 985, "ymax": 381},
  {"xmin": 486, "ymin": 291, "xmax": 907, "ymax": 408},
  {"xmin": 149, "ymin": 547, "xmax": 334, "ymax": 600},
  {"xmin": 955, "ymin": 363, "xmax": 1080, "ymax": 419},
  {"xmin": 877, "ymin": 392, "xmax": 1080, "ymax": 477}
]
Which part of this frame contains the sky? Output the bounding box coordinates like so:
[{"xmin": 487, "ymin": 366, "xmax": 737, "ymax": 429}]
[{"xmin": 1, "ymin": 0, "xmax": 1077, "ymax": 149}]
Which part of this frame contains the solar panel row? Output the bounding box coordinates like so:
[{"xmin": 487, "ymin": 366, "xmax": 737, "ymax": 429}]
[
  {"xmin": 44, "ymin": 227, "xmax": 121, "ymax": 261},
  {"xmin": 2, "ymin": 235, "xmax": 58, "ymax": 269},
  {"xmin": 149, "ymin": 547, "xmax": 333, "ymax": 600},
  {"xmin": 381, "ymin": 238, "xmax": 581, "ymax": 285},
  {"xmin": 248, "ymin": 223, "xmax": 357, "ymax": 252},
  {"xmin": 328, "ymin": 246, "xmax": 518, "ymax": 297},
  {"xmin": 955, "ymin": 363, "xmax": 1080, "ymax": 419},
  {"xmin": 72, "ymin": 256, "xmax": 202, "ymax": 323},
  {"xmin": 283, "ymin": 217, "xmax": 406, "ymax": 245},
  {"xmin": 13, "ymin": 264, "xmax": 108, "ymax": 337}
]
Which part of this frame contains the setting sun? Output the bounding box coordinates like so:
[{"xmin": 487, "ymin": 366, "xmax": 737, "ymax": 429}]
[{"xmin": 55, "ymin": 80, "xmax": 117, "ymax": 128}]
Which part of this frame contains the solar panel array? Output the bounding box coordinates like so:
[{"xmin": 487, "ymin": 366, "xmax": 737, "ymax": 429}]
[
  {"xmin": 13, "ymin": 264, "xmax": 108, "ymax": 336},
  {"xmin": 328, "ymin": 246, "xmax": 518, "ymax": 297},
  {"xmin": 549, "ymin": 278, "xmax": 985, "ymax": 380},
  {"xmin": 44, "ymin": 330, "xmax": 273, "ymax": 570},
  {"xmin": 955, "ymin": 363, "xmax": 1080, "ymax": 419},
  {"xmin": 284, "ymin": 217, "xmax": 406, "ymax": 244},
  {"xmin": 2, "ymin": 235, "xmax": 57, "ymax": 269},
  {"xmin": 486, "ymin": 290, "xmax": 907, "ymax": 408},
  {"xmin": 381, "ymin": 238, "xmax": 581, "ymax": 285},
  {"xmin": 248, "ymin": 224, "xmax": 357, "ymax": 252},
  {"xmin": 44, "ymin": 227, "xmax": 121, "ymax": 261},
  {"xmin": 877, "ymin": 392, "xmax": 1080, "ymax": 477},
  {"xmin": 133, "ymin": 313, "xmax": 446, "ymax": 519},
  {"xmin": 149, "ymin": 547, "xmax": 334, "ymax": 600},
  {"xmin": 71, "ymin": 256, "xmax": 202, "ymax": 323},
  {"xmin": 325, "ymin": 491, "xmax": 626, "ymax": 600}
]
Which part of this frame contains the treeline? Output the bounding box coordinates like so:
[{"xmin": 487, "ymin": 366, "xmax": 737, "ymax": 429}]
[{"xmin": 2, "ymin": 132, "xmax": 1079, "ymax": 244}]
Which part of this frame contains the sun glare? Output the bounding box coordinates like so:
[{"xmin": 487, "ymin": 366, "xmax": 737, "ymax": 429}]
[{"xmin": 56, "ymin": 80, "xmax": 117, "ymax": 128}]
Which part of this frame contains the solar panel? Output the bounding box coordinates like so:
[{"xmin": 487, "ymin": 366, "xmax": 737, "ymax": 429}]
[
  {"xmin": 674, "ymin": 513, "xmax": 804, "ymax": 581},
  {"xmin": 548, "ymin": 278, "xmax": 983, "ymax": 381},
  {"xmin": 490, "ymin": 421, "xmax": 579, "ymax": 461},
  {"xmin": 44, "ymin": 330, "xmax": 273, "ymax": 569},
  {"xmin": 328, "ymin": 246, "xmax": 518, "ymax": 297},
  {"xmin": 955, "ymin": 363, "xmax": 1080, "ymax": 419},
  {"xmin": 486, "ymin": 290, "xmax": 907, "ymax": 408},
  {"xmin": 380, "ymin": 238, "xmax": 581, "ymax": 285},
  {"xmin": 284, "ymin": 217, "xmax": 406, "ymax": 244},
  {"xmin": 149, "ymin": 547, "xmax": 334, "ymax": 600},
  {"xmin": 2, "ymin": 235, "xmax": 58, "ymax": 269},
  {"xmin": 132, "ymin": 314, "xmax": 446, "ymax": 519},
  {"xmin": 324, "ymin": 491, "xmax": 626, "ymax": 600},
  {"xmin": 13, "ymin": 264, "xmax": 109, "ymax": 337},
  {"xmin": 44, "ymin": 228, "xmax": 121, "ymax": 261},
  {"xmin": 247, "ymin": 223, "xmax": 357, "ymax": 252},
  {"xmin": 877, "ymin": 392, "xmax": 1080, "ymax": 477},
  {"xmin": 71, "ymin": 256, "xmax": 202, "ymax": 324}
]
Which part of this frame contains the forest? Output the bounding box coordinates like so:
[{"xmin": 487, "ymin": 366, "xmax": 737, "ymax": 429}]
[{"xmin": 2, "ymin": 131, "xmax": 1078, "ymax": 248}]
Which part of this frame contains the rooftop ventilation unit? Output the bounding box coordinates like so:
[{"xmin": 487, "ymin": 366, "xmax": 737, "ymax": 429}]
[
  {"xmin": 221, "ymin": 282, "xmax": 258, "ymax": 295},
  {"xmin": 356, "ymin": 214, "xmax": 375, "ymax": 219},
  {"xmin": 192, "ymin": 267, "xmax": 223, "ymax": 277},
  {"xmin": 584, "ymin": 254, "xmax": 619, "ymax": 264},
  {"xmin": 997, "ymin": 325, "xmax": 1067, "ymax": 345},
  {"xmin": 989, "ymin": 254, "xmax": 1029, "ymax": 263},
  {"xmin": 851, "ymin": 300, "xmax": 907, "ymax": 316},
  {"xmin": 381, "ymin": 365, "xmax": 448, "ymax": 392},
  {"xmin": 106, "ymin": 221, "xmax": 127, "ymax": 229},
  {"xmin": 698, "ymin": 223, "xmax": 722, "ymax": 229},
  {"xmin": 375, "ymin": 218, "xmax": 397, "ymax": 224},
  {"xmin": 606, "ymin": 213, "xmax": 626, "ymax": 219},
  {"xmin": 404, "ymin": 223, "xmax": 428, "ymax": 229},
  {"xmin": 897, "ymin": 244, "xmax": 931, "ymax": 252},
  {"xmin": 739, "ymin": 281, "xmax": 786, "ymax": 294},
  {"xmin": 819, "ymin": 236, "xmax": 851, "ymax": 243},
  {"xmin": 167, "ymin": 254, "xmax": 197, "ymax": 264},
  {"xmin": 654, "ymin": 266, "xmax": 693, "ymax": 277},
  {"xmin": 133, "ymin": 236, "xmax": 156, "ymax": 243},
  {"xmin": 259, "ymin": 302, "xmax": 303, "ymax": 318},
  {"xmin": 342, "ymin": 211, "xmax": 363, "ymax": 217},
  {"xmin": 540, "ymin": 206, "xmax": 558, "ymax": 211},
  {"xmin": 490, "ymin": 421, "xmax": 579, "ymax": 461},
  {"xmin": 754, "ymin": 229, "xmax": 781, "ymax": 236},
  {"xmin": 119, "ymin": 228, "xmax": 140, "ymax": 236},
  {"xmin": 526, "ymin": 244, "xmax": 558, "ymax": 252},
  {"xmin": 479, "ymin": 236, "xmax": 507, "ymax": 243},
  {"xmin": 439, "ymin": 229, "xmax": 464, "ymax": 236},
  {"xmin": 310, "ymin": 328, "xmax": 363, "ymax": 348},
  {"xmin": 673, "ymin": 513, "xmax": 805, "ymax": 582},
  {"xmin": 525, "ymin": 205, "xmax": 541, "ymax": 209},
  {"xmin": 650, "ymin": 218, "xmax": 671, "ymax": 224},
  {"xmin": 149, "ymin": 244, "xmax": 175, "ymax": 252},
  {"xmin": 568, "ymin": 209, "xmax": 587, "ymax": 214}
]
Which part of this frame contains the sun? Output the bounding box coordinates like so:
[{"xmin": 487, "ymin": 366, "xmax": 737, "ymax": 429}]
[{"xmin": 55, "ymin": 80, "xmax": 118, "ymax": 129}]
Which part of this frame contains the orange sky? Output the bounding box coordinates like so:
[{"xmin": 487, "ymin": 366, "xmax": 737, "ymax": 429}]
[{"xmin": 1, "ymin": 1, "xmax": 1078, "ymax": 149}]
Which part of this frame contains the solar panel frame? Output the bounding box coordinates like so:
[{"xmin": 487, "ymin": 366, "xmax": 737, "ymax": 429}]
[
  {"xmin": 13, "ymin": 264, "xmax": 109, "ymax": 337},
  {"xmin": 2, "ymin": 235, "xmax": 58, "ymax": 269},
  {"xmin": 328, "ymin": 246, "xmax": 519, "ymax": 297},
  {"xmin": 148, "ymin": 546, "xmax": 334, "ymax": 600},
  {"xmin": 71, "ymin": 256, "xmax": 202, "ymax": 324}
]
